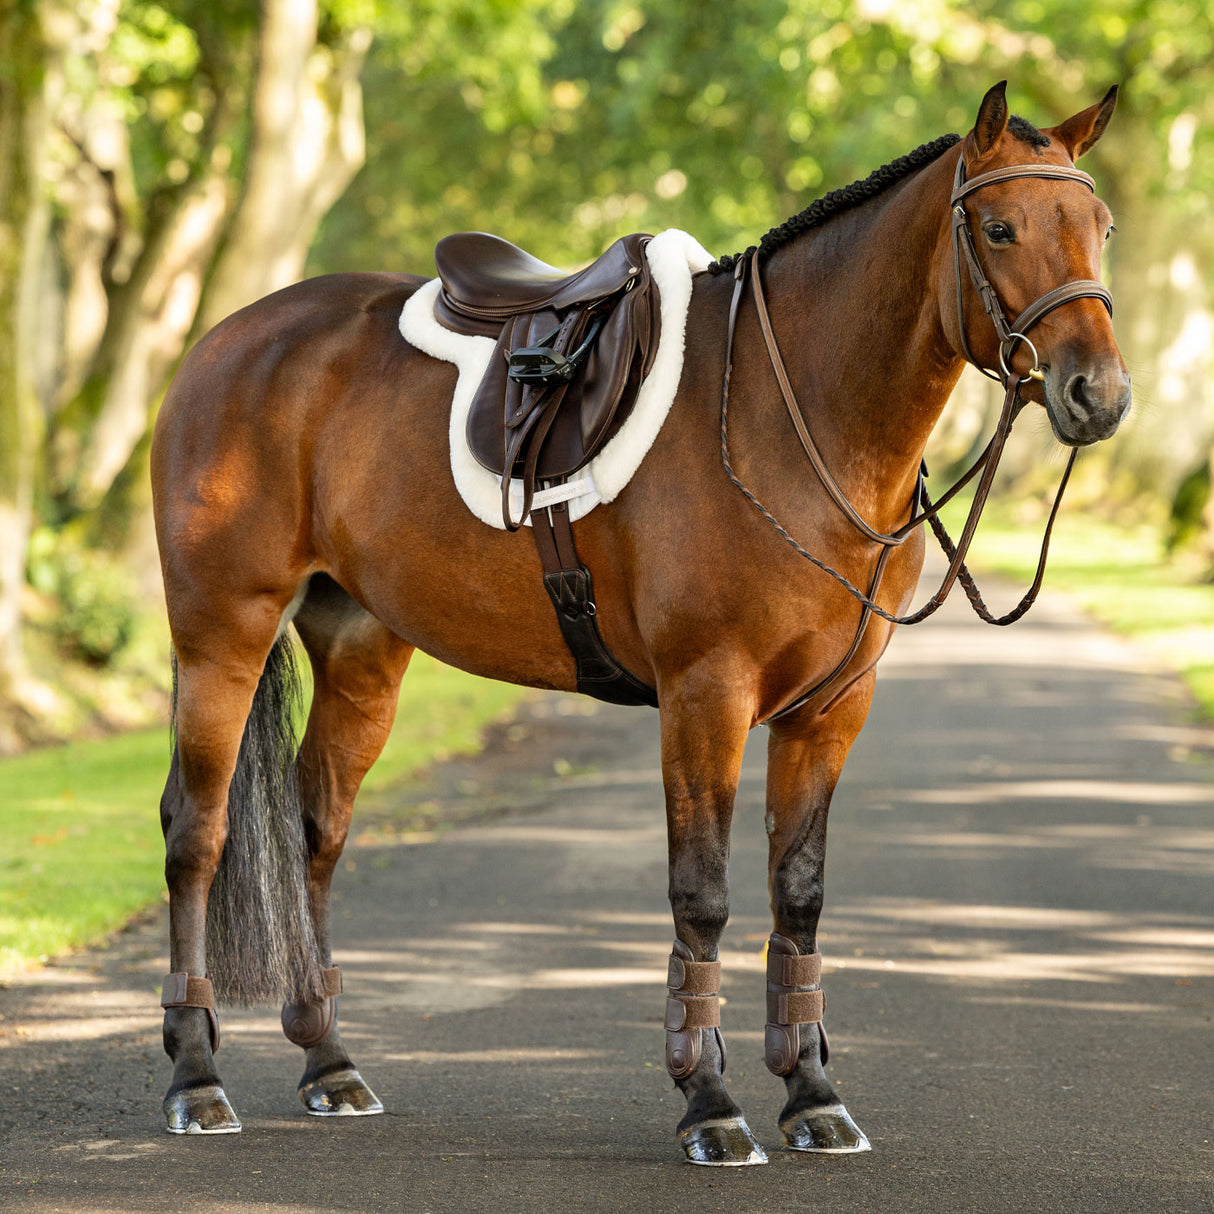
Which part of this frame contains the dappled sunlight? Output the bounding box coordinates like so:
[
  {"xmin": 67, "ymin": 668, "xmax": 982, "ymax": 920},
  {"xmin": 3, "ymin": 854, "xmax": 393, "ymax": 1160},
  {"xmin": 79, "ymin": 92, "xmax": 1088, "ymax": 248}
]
[
  {"xmin": 963, "ymin": 994, "xmax": 1188, "ymax": 1015},
  {"xmin": 454, "ymin": 824, "xmax": 666, "ymax": 848},
  {"xmin": 892, "ymin": 780, "xmax": 1213, "ymax": 806},
  {"xmin": 836, "ymin": 901, "xmax": 1121, "ymax": 930},
  {"xmin": 819, "ymin": 897, "xmax": 1214, "ymax": 988},
  {"xmin": 882, "ymin": 622, "xmax": 1147, "ymax": 673},
  {"xmin": 456, "ymin": 921, "xmax": 570, "ymax": 936},
  {"xmin": 381, "ymin": 1047, "xmax": 606, "ymax": 1064},
  {"xmin": 832, "ymin": 947, "xmax": 1212, "ymax": 984},
  {"xmin": 846, "ymin": 815, "xmax": 1214, "ymax": 874}
]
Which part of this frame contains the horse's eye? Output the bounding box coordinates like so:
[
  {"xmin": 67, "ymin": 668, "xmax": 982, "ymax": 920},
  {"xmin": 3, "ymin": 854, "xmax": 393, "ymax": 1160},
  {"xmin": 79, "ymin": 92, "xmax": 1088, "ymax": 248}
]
[
  {"xmin": 983, "ymin": 222, "xmax": 1015, "ymax": 246},
  {"xmin": 1105, "ymin": 225, "xmax": 1117, "ymax": 242}
]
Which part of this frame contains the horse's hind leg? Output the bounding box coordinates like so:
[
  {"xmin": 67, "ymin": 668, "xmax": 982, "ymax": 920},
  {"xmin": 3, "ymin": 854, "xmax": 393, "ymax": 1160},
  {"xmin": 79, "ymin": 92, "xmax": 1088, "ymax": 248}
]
[
  {"xmin": 159, "ymin": 607, "xmax": 303, "ymax": 1134},
  {"xmin": 286, "ymin": 576, "xmax": 414, "ymax": 1116},
  {"xmin": 660, "ymin": 686, "xmax": 767, "ymax": 1166},
  {"xmin": 764, "ymin": 678, "xmax": 875, "ymax": 1153}
]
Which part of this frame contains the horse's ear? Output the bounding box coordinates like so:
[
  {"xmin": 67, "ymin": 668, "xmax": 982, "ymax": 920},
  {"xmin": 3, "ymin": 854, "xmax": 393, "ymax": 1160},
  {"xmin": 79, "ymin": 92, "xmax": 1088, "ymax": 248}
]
[
  {"xmin": 1045, "ymin": 86, "xmax": 1118, "ymax": 160},
  {"xmin": 964, "ymin": 81, "xmax": 1009, "ymax": 163}
]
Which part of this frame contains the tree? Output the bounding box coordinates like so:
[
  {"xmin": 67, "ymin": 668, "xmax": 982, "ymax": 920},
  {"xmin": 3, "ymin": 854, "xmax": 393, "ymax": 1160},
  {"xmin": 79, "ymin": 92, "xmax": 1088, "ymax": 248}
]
[
  {"xmin": 0, "ymin": 0, "xmax": 52, "ymax": 746},
  {"xmin": 0, "ymin": 0, "xmax": 374, "ymax": 749}
]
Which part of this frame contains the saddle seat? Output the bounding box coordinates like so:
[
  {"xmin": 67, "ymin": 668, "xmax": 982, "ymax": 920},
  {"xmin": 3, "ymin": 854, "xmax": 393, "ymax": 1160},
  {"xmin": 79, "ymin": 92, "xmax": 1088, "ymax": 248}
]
[
  {"xmin": 435, "ymin": 231, "xmax": 649, "ymax": 327},
  {"xmin": 431, "ymin": 230, "xmax": 661, "ymax": 530}
]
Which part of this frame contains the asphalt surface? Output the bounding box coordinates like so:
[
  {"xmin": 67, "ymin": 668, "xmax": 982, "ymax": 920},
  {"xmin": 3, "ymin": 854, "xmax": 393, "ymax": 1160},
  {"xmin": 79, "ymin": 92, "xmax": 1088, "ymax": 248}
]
[{"xmin": 2, "ymin": 583, "xmax": 1212, "ymax": 1213}]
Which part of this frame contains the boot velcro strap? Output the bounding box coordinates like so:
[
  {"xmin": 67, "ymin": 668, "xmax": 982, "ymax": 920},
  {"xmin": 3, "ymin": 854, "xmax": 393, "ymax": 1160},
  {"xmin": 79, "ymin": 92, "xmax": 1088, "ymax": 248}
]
[
  {"xmin": 767, "ymin": 988, "xmax": 824, "ymax": 1026},
  {"xmin": 766, "ymin": 950, "xmax": 821, "ymax": 987},
  {"xmin": 665, "ymin": 993, "xmax": 720, "ymax": 1031},
  {"xmin": 161, "ymin": 972, "xmax": 220, "ymax": 1053},
  {"xmin": 667, "ymin": 956, "xmax": 720, "ymax": 995},
  {"xmin": 321, "ymin": 966, "xmax": 343, "ymax": 998},
  {"xmin": 161, "ymin": 972, "xmax": 215, "ymax": 1011}
]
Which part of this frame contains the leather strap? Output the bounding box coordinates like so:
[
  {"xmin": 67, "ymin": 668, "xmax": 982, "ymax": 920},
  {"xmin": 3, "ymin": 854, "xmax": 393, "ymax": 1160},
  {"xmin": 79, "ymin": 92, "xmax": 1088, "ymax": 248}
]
[
  {"xmin": 950, "ymin": 162, "xmax": 1097, "ymax": 204},
  {"xmin": 767, "ymin": 989, "xmax": 825, "ymax": 1024},
  {"xmin": 664, "ymin": 994, "xmax": 721, "ymax": 1030},
  {"xmin": 767, "ymin": 949, "xmax": 821, "ymax": 987},
  {"xmin": 161, "ymin": 971, "xmax": 220, "ymax": 1054},
  {"xmin": 667, "ymin": 955, "xmax": 720, "ymax": 995},
  {"xmin": 721, "ymin": 145, "xmax": 1111, "ymax": 712},
  {"xmin": 531, "ymin": 502, "xmax": 659, "ymax": 707}
]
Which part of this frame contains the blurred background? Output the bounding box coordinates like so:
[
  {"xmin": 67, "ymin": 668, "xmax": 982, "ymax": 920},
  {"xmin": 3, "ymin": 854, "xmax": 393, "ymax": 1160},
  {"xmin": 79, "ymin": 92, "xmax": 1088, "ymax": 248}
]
[{"xmin": 0, "ymin": 0, "xmax": 1211, "ymax": 753}]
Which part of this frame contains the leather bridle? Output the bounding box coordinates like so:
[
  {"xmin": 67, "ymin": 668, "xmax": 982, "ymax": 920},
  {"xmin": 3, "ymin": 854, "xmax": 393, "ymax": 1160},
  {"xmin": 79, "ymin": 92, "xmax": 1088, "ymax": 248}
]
[
  {"xmin": 719, "ymin": 150, "xmax": 1118, "ymax": 719},
  {"xmin": 949, "ymin": 157, "xmax": 1113, "ymax": 384}
]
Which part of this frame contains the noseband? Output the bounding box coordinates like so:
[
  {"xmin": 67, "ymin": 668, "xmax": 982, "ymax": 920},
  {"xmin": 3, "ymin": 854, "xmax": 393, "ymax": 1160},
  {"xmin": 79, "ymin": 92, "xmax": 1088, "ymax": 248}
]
[
  {"xmin": 950, "ymin": 157, "xmax": 1113, "ymax": 385},
  {"xmin": 719, "ymin": 151, "xmax": 1118, "ymax": 720}
]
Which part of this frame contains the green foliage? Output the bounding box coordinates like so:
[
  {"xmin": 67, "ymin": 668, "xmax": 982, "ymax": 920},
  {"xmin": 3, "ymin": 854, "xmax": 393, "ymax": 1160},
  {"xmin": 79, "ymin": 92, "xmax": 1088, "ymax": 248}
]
[
  {"xmin": 27, "ymin": 529, "xmax": 136, "ymax": 666},
  {"xmin": 944, "ymin": 500, "xmax": 1214, "ymax": 721},
  {"xmin": 1165, "ymin": 459, "xmax": 1210, "ymax": 556}
]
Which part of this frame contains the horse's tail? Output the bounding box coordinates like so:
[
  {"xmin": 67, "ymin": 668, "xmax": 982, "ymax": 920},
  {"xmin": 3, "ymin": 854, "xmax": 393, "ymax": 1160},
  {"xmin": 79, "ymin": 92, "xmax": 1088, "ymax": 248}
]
[{"xmin": 172, "ymin": 635, "xmax": 326, "ymax": 1006}]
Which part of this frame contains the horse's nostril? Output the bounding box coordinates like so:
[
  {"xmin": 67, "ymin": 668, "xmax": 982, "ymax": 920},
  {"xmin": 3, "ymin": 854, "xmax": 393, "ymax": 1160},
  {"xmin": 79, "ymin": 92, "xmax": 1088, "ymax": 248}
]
[{"xmin": 1066, "ymin": 374, "xmax": 1090, "ymax": 409}]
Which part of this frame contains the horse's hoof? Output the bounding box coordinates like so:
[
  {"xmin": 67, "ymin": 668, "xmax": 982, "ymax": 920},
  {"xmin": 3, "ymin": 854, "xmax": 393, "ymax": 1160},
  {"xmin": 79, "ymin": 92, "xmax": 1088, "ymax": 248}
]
[
  {"xmin": 299, "ymin": 1067, "xmax": 384, "ymax": 1117},
  {"xmin": 678, "ymin": 1116, "xmax": 768, "ymax": 1166},
  {"xmin": 781, "ymin": 1103, "xmax": 871, "ymax": 1153},
  {"xmin": 164, "ymin": 1084, "xmax": 242, "ymax": 1135}
]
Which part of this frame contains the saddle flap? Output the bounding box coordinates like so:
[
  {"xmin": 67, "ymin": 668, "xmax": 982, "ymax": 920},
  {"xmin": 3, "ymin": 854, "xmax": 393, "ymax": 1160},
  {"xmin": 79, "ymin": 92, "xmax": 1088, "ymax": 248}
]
[{"xmin": 464, "ymin": 253, "xmax": 660, "ymax": 485}]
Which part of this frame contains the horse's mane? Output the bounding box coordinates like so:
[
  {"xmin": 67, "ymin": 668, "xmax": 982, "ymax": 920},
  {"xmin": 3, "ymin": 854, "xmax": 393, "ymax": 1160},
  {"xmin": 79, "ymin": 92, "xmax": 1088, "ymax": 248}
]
[{"xmin": 707, "ymin": 132, "xmax": 962, "ymax": 274}]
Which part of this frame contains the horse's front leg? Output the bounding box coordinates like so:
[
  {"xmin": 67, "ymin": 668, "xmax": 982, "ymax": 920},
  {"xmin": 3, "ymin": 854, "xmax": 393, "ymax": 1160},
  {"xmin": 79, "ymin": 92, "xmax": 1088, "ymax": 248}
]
[
  {"xmin": 764, "ymin": 675, "xmax": 875, "ymax": 1154},
  {"xmin": 660, "ymin": 685, "xmax": 766, "ymax": 1166}
]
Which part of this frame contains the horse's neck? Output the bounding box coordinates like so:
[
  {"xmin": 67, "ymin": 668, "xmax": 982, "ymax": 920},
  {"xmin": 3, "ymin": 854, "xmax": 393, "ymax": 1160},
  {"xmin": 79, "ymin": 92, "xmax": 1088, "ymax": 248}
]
[{"xmin": 754, "ymin": 153, "xmax": 964, "ymax": 530}]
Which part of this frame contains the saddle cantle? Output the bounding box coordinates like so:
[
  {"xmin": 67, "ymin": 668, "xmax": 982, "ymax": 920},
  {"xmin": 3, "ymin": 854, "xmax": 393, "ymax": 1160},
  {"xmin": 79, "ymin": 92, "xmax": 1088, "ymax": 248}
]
[{"xmin": 434, "ymin": 231, "xmax": 661, "ymax": 530}]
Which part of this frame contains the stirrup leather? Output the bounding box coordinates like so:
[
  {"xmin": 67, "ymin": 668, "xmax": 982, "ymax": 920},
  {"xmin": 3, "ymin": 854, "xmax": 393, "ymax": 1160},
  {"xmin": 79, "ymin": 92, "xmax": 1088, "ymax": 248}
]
[
  {"xmin": 764, "ymin": 934, "xmax": 827, "ymax": 1076},
  {"xmin": 664, "ymin": 940, "xmax": 725, "ymax": 1079}
]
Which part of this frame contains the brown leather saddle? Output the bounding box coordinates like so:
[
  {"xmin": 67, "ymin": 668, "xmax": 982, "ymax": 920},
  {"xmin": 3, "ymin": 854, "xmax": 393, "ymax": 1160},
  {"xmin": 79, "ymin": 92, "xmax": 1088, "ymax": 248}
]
[
  {"xmin": 430, "ymin": 231, "xmax": 662, "ymax": 709},
  {"xmin": 434, "ymin": 231, "xmax": 661, "ymax": 530}
]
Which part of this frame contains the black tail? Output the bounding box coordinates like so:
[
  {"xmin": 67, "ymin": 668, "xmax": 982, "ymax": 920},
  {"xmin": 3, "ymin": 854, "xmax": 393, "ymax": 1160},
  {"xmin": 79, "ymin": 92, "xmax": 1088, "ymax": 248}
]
[{"xmin": 173, "ymin": 635, "xmax": 325, "ymax": 1006}]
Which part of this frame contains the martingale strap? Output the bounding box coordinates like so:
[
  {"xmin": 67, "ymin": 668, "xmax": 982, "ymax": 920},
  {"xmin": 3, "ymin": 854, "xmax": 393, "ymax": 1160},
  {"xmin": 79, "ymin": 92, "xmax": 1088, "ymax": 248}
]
[{"xmin": 719, "ymin": 149, "xmax": 1118, "ymax": 719}]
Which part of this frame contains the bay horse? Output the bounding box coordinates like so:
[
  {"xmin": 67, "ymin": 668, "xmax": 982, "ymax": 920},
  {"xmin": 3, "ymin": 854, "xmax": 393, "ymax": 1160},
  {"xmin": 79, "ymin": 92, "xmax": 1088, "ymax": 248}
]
[{"xmin": 150, "ymin": 83, "xmax": 1130, "ymax": 1163}]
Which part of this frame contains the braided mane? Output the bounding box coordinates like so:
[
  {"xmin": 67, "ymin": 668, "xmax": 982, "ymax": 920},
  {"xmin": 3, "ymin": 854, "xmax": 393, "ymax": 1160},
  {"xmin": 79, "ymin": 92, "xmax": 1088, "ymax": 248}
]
[{"xmin": 708, "ymin": 132, "xmax": 962, "ymax": 274}]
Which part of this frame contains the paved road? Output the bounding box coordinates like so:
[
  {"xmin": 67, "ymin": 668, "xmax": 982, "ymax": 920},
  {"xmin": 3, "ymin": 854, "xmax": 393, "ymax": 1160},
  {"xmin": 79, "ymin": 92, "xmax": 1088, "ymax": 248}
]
[{"xmin": 3, "ymin": 584, "xmax": 1212, "ymax": 1213}]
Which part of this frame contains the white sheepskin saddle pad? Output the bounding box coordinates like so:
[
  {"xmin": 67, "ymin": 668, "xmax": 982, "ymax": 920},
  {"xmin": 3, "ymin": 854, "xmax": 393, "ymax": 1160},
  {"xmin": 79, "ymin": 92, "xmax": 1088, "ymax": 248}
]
[{"xmin": 399, "ymin": 228, "xmax": 713, "ymax": 529}]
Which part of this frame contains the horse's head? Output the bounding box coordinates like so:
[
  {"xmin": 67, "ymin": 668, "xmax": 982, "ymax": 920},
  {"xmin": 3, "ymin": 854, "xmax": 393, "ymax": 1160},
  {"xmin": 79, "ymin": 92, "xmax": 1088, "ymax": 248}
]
[{"xmin": 945, "ymin": 82, "xmax": 1131, "ymax": 446}]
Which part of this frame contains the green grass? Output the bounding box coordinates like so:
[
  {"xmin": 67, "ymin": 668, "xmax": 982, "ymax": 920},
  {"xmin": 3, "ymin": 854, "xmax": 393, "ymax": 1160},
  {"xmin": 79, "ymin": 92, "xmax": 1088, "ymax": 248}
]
[
  {"xmin": 0, "ymin": 651, "xmax": 527, "ymax": 976},
  {"xmin": 946, "ymin": 499, "xmax": 1214, "ymax": 720}
]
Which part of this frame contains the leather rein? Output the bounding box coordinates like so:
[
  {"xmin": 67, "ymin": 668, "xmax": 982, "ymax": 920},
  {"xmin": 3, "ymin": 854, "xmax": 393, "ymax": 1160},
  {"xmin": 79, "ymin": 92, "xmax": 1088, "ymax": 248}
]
[{"xmin": 720, "ymin": 153, "xmax": 1115, "ymax": 718}]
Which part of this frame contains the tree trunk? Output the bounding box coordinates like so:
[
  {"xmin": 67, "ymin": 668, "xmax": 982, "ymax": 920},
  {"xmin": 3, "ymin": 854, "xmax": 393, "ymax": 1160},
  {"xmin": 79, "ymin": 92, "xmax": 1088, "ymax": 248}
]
[
  {"xmin": 0, "ymin": 4, "xmax": 49, "ymax": 742},
  {"xmin": 195, "ymin": 0, "xmax": 371, "ymax": 332}
]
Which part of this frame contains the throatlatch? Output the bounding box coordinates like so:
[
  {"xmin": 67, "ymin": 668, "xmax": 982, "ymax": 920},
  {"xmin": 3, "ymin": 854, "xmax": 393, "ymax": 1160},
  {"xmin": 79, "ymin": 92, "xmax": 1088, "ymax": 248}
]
[
  {"xmin": 665, "ymin": 940, "xmax": 726, "ymax": 1079},
  {"xmin": 764, "ymin": 934, "xmax": 827, "ymax": 1076},
  {"xmin": 281, "ymin": 965, "xmax": 343, "ymax": 1048}
]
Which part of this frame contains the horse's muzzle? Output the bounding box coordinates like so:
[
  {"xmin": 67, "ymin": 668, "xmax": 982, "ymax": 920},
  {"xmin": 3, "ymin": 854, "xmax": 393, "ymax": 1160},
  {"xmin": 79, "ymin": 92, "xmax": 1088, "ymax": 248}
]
[{"xmin": 1043, "ymin": 358, "xmax": 1132, "ymax": 446}]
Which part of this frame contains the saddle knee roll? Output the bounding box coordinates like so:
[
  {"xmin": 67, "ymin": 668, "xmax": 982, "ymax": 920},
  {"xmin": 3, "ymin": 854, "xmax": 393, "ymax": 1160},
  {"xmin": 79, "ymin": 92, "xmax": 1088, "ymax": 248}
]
[
  {"xmin": 764, "ymin": 933, "xmax": 826, "ymax": 1076},
  {"xmin": 664, "ymin": 941, "xmax": 722, "ymax": 1080}
]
